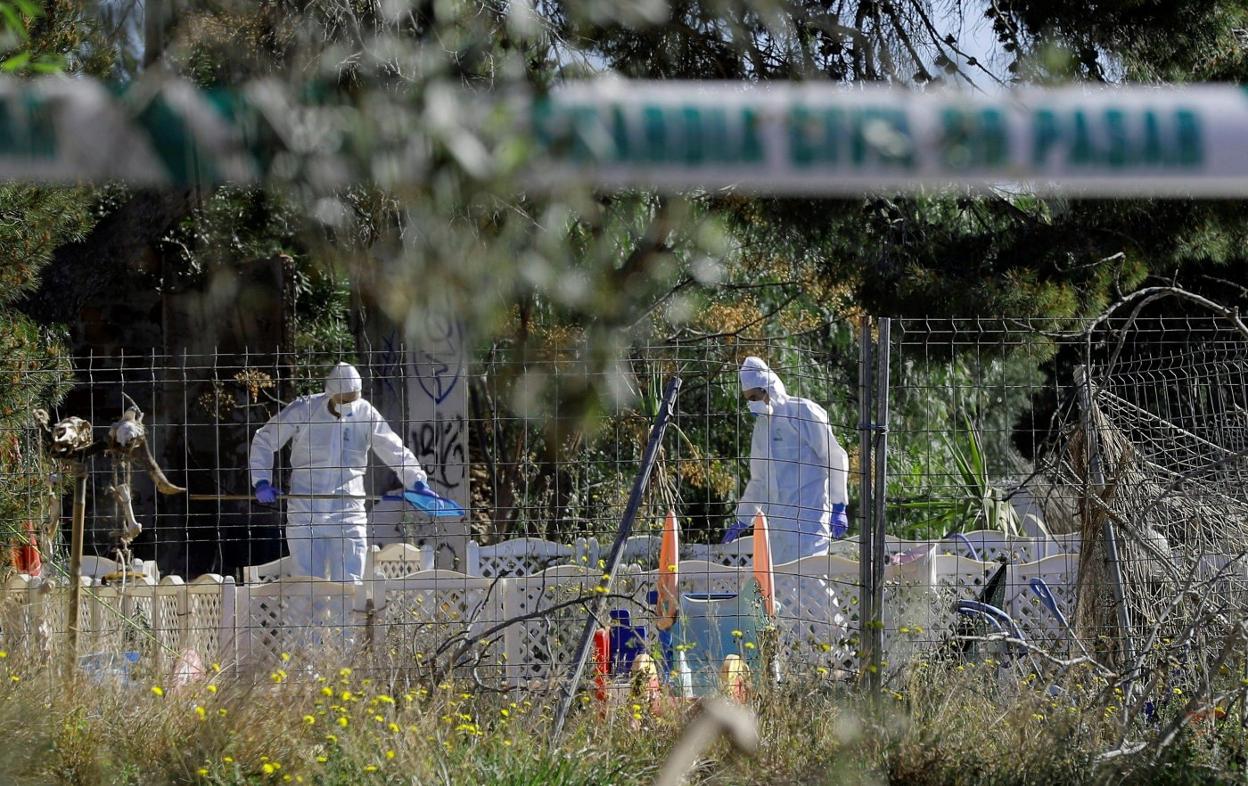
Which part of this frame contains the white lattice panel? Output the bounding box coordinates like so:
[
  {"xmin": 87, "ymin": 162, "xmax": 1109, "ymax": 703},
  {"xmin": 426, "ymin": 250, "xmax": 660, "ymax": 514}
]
[
  {"xmin": 618, "ymin": 534, "xmax": 661, "ymax": 567},
  {"xmin": 0, "ymin": 574, "xmax": 37, "ymax": 656},
  {"xmin": 377, "ymin": 571, "xmax": 505, "ymax": 682},
  {"xmin": 1004, "ymin": 555, "xmax": 1079, "ymax": 650},
  {"xmin": 236, "ymin": 578, "xmax": 363, "ymax": 672},
  {"xmin": 370, "ymin": 543, "xmax": 435, "ymax": 579},
  {"xmin": 84, "ymin": 583, "xmax": 157, "ymax": 657},
  {"xmin": 772, "ymin": 554, "xmax": 861, "ymax": 675},
  {"xmin": 926, "ymin": 555, "xmax": 1000, "ymax": 649},
  {"xmin": 879, "ymin": 550, "xmax": 939, "ymax": 674},
  {"xmin": 948, "ymin": 531, "xmax": 1082, "ymax": 563},
  {"xmin": 183, "ymin": 575, "xmax": 232, "ymax": 666},
  {"xmin": 466, "ymin": 538, "xmax": 578, "ymax": 579},
  {"xmin": 503, "ymin": 566, "xmax": 599, "ymax": 688}
]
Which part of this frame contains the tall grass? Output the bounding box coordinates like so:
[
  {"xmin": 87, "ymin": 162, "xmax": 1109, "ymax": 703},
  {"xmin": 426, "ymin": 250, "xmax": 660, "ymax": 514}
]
[{"xmin": 0, "ymin": 647, "xmax": 1242, "ymax": 785}]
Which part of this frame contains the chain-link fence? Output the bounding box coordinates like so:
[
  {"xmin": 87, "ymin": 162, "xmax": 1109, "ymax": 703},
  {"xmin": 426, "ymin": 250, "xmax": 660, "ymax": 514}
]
[{"xmin": 3, "ymin": 315, "xmax": 1248, "ymax": 705}]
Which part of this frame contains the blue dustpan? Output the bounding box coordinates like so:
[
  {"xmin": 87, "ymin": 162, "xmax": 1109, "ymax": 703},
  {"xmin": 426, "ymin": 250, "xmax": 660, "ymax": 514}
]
[{"xmin": 383, "ymin": 489, "xmax": 466, "ymax": 518}]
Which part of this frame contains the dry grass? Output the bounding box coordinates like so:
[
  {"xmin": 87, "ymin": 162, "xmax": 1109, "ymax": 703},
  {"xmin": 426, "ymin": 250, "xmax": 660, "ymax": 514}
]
[{"xmin": 0, "ymin": 646, "xmax": 1243, "ymax": 786}]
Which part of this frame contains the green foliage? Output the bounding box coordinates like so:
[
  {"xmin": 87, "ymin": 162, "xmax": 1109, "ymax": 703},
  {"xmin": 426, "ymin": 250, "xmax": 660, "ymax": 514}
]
[
  {"xmin": 0, "ymin": 184, "xmax": 97, "ymax": 549},
  {"xmin": 894, "ymin": 415, "xmax": 1030, "ymax": 540}
]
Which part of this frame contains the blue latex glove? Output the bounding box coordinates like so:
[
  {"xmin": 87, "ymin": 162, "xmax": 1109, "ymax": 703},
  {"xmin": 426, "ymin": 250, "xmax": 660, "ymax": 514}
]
[
  {"xmin": 408, "ymin": 479, "xmax": 433, "ymax": 497},
  {"xmin": 254, "ymin": 480, "xmax": 280, "ymax": 504},
  {"xmin": 831, "ymin": 503, "xmax": 849, "ymax": 539},
  {"xmin": 722, "ymin": 519, "xmax": 751, "ymax": 544}
]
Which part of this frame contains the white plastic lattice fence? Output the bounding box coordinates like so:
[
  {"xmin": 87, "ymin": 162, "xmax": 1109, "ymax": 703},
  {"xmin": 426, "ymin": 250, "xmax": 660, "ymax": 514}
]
[
  {"xmin": 465, "ymin": 537, "xmax": 596, "ymax": 578},
  {"xmin": 234, "ymin": 578, "xmax": 365, "ymax": 673},
  {"xmin": 1004, "ymin": 554, "xmax": 1080, "ymax": 650},
  {"xmin": 376, "ymin": 570, "xmax": 505, "ymax": 683}
]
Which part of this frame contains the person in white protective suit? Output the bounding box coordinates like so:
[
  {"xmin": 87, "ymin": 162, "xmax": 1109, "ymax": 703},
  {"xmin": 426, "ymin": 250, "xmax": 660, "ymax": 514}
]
[
  {"xmin": 725, "ymin": 356, "xmax": 851, "ymax": 565},
  {"xmin": 248, "ymin": 362, "xmax": 428, "ymax": 581}
]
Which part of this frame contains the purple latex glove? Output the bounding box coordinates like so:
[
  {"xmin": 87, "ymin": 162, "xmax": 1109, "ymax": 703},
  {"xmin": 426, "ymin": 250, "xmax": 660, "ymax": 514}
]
[
  {"xmin": 254, "ymin": 480, "xmax": 281, "ymax": 504},
  {"xmin": 831, "ymin": 503, "xmax": 849, "ymax": 539},
  {"xmin": 722, "ymin": 520, "xmax": 751, "ymax": 544}
]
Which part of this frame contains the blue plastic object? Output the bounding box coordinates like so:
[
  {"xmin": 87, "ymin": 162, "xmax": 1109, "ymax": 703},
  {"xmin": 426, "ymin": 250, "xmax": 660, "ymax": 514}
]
[
  {"xmin": 80, "ymin": 650, "xmax": 141, "ymax": 686},
  {"xmin": 1027, "ymin": 578, "xmax": 1070, "ymax": 629},
  {"xmin": 722, "ymin": 519, "xmax": 751, "ymax": 544},
  {"xmin": 948, "ymin": 532, "xmax": 980, "ymax": 562},
  {"xmin": 669, "ymin": 580, "xmax": 771, "ymax": 698},
  {"xmin": 607, "ymin": 609, "xmax": 647, "ymax": 675},
  {"xmin": 955, "ymin": 599, "xmax": 1025, "ymax": 642},
  {"xmin": 385, "ymin": 487, "xmax": 466, "ymax": 518}
]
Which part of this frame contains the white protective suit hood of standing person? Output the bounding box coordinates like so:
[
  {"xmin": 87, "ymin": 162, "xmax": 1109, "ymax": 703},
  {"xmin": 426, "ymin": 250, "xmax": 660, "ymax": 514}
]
[
  {"xmin": 325, "ymin": 362, "xmax": 363, "ymax": 397},
  {"xmin": 249, "ymin": 362, "xmax": 426, "ymax": 581},
  {"xmin": 736, "ymin": 356, "xmax": 849, "ymax": 564}
]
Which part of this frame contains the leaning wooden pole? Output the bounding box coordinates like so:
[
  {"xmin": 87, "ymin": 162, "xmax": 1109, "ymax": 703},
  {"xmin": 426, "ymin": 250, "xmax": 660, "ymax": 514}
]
[
  {"xmin": 550, "ymin": 376, "xmax": 682, "ymax": 743},
  {"xmin": 66, "ymin": 461, "xmax": 87, "ymax": 673}
]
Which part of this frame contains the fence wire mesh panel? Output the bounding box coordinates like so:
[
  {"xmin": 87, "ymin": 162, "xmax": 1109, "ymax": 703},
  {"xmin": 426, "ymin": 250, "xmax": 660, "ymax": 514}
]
[
  {"xmin": 0, "ymin": 340, "xmax": 876, "ymax": 695},
  {"xmin": 885, "ymin": 316, "xmax": 1248, "ymax": 697}
]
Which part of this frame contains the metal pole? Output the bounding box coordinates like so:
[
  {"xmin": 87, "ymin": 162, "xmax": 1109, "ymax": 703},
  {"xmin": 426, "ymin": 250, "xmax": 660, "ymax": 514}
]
[
  {"xmin": 869, "ymin": 318, "xmax": 891, "ymax": 696},
  {"xmin": 67, "ymin": 462, "xmax": 87, "ymax": 673},
  {"xmin": 857, "ymin": 316, "xmax": 875, "ymax": 688},
  {"xmin": 1076, "ymin": 365, "xmax": 1137, "ymax": 672},
  {"xmin": 550, "ymin": 376, "xmax": 682, "ymax": 742}
]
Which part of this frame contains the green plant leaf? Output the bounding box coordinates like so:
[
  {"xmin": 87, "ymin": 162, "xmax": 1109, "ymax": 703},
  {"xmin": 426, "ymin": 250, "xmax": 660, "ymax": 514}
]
[{"xmin": 1, "ymin": 51, "xmax": 30, "ymax": 72}]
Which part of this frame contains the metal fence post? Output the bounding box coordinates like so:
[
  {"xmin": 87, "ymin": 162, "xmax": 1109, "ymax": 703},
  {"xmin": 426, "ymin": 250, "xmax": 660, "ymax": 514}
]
[
  {"xmin": 857, "ymin": 317, "xmax": 875, "ymax": 689},
  {"xmin": 869, "ymin": 318, "xmax": 891, "ymax": 695}
]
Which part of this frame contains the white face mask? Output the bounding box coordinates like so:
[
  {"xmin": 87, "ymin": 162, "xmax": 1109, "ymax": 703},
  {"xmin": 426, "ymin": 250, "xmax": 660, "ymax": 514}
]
[{"xmin": 747, "ymin": 399, "xmax": 773, "ymax": 416}]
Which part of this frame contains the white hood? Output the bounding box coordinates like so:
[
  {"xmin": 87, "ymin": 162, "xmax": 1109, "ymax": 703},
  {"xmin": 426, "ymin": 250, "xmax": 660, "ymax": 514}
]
[
  {"xmin": 325, "ymin": 362, "xmax": 363, "ymax": 396},
  {"xmin": 739, "ymin": 356, "xmax": 788, "ymax": 404}
]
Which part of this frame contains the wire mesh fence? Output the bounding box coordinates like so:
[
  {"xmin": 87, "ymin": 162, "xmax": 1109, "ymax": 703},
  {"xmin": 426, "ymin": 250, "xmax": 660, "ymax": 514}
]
[
  {"xmin": 3, "ymin": 315, "xmax": 1248, "ymax": 704},
  {"xmin": 0, "ymin": 339, "xmax": 869, "ymax": 693}
]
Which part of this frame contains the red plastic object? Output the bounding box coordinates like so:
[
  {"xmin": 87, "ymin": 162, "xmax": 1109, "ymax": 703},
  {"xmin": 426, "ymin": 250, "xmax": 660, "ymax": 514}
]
[
  {"xmin": 592, "ymin": 628, "xmax": 611, "ymax": 703},
  {"xmin": 12, "ymin": 520, "xmax": 40, "ymax": 577}
]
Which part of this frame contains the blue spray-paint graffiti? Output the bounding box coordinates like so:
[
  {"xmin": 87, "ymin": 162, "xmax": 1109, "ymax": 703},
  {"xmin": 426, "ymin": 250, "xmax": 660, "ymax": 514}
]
[
  {"xmin": 412, "ymin": 413, "xmax": 467, "ymax": 491},
  {"xmin": 413, "ymin": 314, "xmax": 463, "ymax": 406},
  {"xmin": 377, "ymin": 331, "xmax": 402, "ymax": 400}
]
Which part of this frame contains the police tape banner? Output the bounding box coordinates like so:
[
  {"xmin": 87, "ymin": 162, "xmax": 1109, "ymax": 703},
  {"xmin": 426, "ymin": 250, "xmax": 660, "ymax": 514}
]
[
  {"xmin": 0, "ymin": 77, "xmax": 260, "ymax": 185},
  {"xmin": 530, "ymin": 81, "xmax": 1248, "ymax": 197},
  {"xmin": 2, "ymin": 75, "xmax": 1248, "ymax": 195}
]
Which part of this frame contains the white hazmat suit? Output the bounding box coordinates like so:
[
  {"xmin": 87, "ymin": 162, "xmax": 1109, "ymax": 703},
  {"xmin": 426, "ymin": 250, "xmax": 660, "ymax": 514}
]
[
  {"xmin": 736, "ymin": 357, "xmax": 850, "ymax": 565},
  {"xmin": 249, "ymin": 363, "xmax": 427, "ymax": 581}
]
